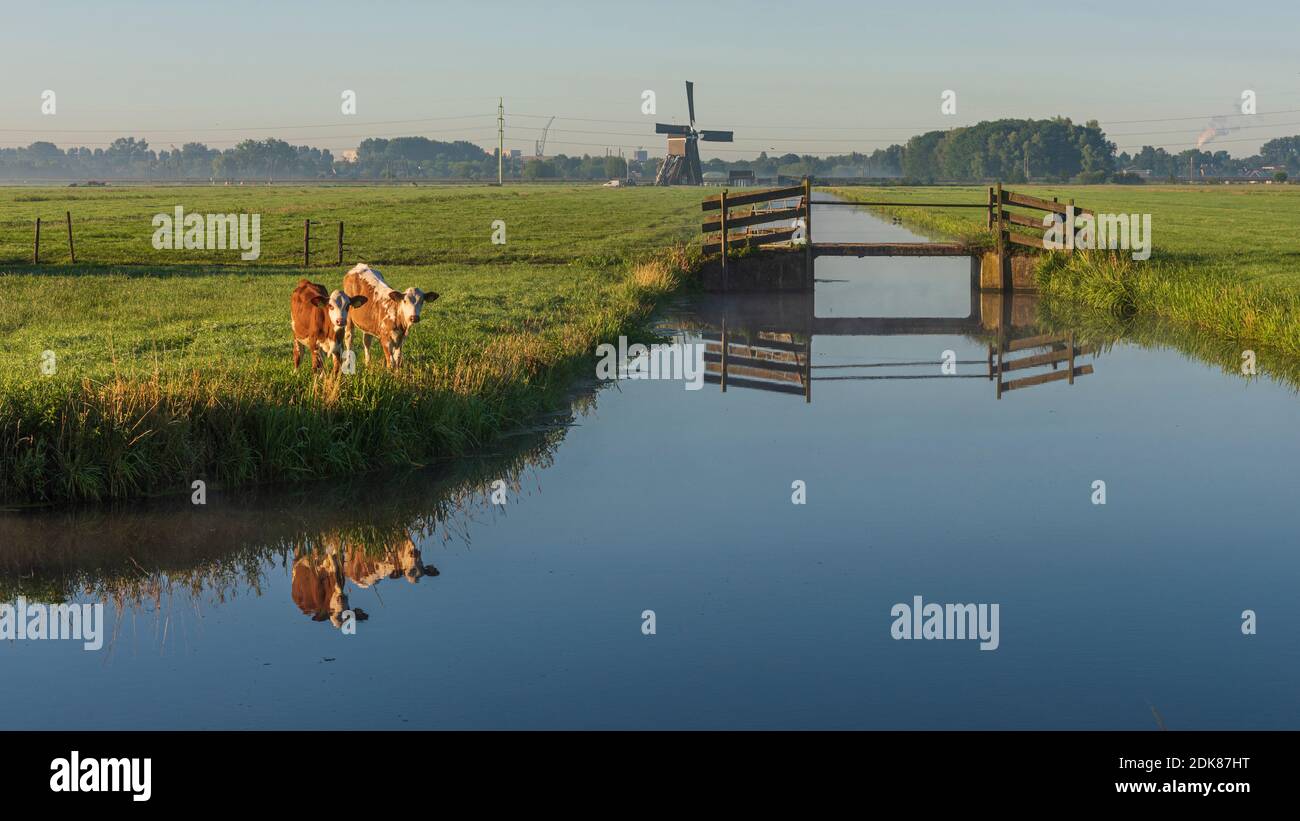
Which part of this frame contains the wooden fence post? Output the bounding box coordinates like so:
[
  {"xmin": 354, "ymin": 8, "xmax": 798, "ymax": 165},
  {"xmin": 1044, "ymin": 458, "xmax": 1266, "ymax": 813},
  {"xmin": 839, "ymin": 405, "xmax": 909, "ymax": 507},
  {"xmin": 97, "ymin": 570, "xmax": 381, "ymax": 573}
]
[
  {"xmin": 994, "ymin": 182, "xmax": 1007, "ymax": 291},
  {"xmin": 337, "ymin": 221, "xmax": 344, "ymax": 265},
  {"xmin": 803, "ymin": 176, "xmax": 813, "ymax": 290},
  {"xmin": 804, "ymin": 337, "xmax": 812, "ymax": 404},
  {"xmin": 986, "ymin": 186, "xmax": 994, "ymax": 230},
  {"xmin": 33, "ymin": 217, "xmax": 41, "ymax": 264},
  {"xmin": 719, "ymin": 189, "xmax": 728, "ymax": 292},
  {"xmin": 303, "ymin": 219, "xmax": 311, "ymax": 267},
  {"xmin": 995, "ymin": 333, "xmax": 1004, "ymax": 400},
  {"xmin": 1066, "ymin": 198, "xmax": 1075, "ymax": 252},
  {"xmin": 66, "ymin": 211, "xmax": 76, "ymax": 263},
  {"xmin": 1068, "ymin": 330, "xmax": 1076, "ymax": 385},
  {"xmin": 720, "ymin": 317, "xmax": 728, "ymax": 393}
]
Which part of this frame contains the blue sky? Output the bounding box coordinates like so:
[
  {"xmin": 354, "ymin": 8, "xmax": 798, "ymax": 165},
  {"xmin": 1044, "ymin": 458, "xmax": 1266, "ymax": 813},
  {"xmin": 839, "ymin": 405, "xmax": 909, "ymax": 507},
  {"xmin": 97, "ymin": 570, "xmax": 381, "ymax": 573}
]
[{"xmin": 3, "ymin": 0, "xmax": 1298, "ymax": 158}]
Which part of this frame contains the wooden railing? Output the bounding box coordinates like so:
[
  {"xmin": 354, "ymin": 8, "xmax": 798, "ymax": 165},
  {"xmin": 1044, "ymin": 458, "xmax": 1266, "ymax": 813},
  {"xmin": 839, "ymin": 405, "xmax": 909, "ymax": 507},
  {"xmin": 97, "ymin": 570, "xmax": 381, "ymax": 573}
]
[
  {"xmin": 701, "ymin": 327, "xmax": 812, "ymax": 403},
  {"xmin": 700, "ymin": 179, "xmax": 810, "ymax": 256},
  {"xmin": 990, "ymin": 185, "xmax": 1094, "ymax": 251},
  {"xmin": 990, "ymin": 331, "xmax": 1093, "ymax": 398}
]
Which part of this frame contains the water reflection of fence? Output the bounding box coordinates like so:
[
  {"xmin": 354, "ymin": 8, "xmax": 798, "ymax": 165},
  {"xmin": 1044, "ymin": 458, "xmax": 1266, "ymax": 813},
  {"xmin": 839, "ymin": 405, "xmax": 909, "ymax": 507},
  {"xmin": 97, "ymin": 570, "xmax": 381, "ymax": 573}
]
[
  {"xmin": 990, "ymin": 332, "xmax": 1094, "ymax": 399},
  {"xmin": 702, "ymin": 327, "xmax": 812, "ymax": 403},
  {"xmin": 674, "ymin": 292, "xmax": 1098, "ymax": 404}
]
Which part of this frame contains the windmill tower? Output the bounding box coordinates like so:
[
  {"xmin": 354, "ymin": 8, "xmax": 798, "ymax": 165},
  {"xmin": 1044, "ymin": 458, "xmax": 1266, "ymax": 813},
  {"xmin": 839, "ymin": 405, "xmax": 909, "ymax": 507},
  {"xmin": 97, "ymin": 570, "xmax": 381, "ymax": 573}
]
[{"xmin": 654, "ymin": 81, "xmax": 734, "ymax": 185}]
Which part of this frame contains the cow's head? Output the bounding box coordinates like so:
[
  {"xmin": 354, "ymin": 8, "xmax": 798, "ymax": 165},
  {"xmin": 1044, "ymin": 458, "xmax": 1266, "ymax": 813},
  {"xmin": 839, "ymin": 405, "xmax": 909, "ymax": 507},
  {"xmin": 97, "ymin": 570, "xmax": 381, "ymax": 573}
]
[
  {"xmin": 389, "ymin": 287, "xmax": 438, "ymax": 327},
  {"xmin": 312, "ymin": 290, "xmax": 367, "ymax": 329},
  {"xmin": 399, "ymin": 537, "xmax": 440, "ymax": 582}
]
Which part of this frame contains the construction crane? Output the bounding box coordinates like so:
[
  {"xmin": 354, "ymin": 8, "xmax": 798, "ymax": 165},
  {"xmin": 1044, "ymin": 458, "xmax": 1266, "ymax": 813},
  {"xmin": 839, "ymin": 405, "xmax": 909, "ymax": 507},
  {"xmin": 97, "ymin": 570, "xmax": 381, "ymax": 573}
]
[{"xmin": 535, "ymin": 116, "xmax": 555, "ymax": 158}]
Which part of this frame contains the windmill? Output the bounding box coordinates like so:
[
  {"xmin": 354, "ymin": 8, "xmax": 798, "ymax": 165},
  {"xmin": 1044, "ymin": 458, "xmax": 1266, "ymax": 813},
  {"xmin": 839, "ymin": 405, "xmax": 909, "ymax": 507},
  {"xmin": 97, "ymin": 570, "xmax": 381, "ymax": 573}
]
[{"xmin": 654, "ymin": 81, "xmax": 733, "ymax": 185}]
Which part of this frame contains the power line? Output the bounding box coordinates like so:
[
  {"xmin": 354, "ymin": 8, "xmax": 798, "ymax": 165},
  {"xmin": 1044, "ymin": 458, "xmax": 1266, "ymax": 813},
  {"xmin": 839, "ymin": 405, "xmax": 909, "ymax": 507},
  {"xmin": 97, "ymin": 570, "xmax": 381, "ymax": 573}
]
[{"xmin": 0, "ymin": 114, "xmax": 498, "ymax": 134}]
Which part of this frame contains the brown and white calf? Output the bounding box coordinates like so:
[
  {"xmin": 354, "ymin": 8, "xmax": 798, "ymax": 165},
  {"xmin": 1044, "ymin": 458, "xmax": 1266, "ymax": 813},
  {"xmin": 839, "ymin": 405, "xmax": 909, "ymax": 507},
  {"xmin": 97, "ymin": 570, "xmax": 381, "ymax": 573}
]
[
  {"xmin": 342, "ymin": 263, "xmax": 438, "ymax": 369},
  {"xmin": 291, "ymin": 546, "xmax": 370, "ymax": 628},
  {"xmin": 345, "ymin": 535, "xmax": 439, "ymax": 588},
  {"xmin": 290, "ymin": 278, "xmax": 366, "ymax": 374}
]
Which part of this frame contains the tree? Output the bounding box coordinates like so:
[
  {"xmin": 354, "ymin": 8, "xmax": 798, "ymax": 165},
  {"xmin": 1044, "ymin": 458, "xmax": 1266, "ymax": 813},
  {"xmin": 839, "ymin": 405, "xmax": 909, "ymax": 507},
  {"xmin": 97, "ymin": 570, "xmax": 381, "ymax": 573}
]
[
  {"xmin": 522, "ymin": 159, "xmax": 557, "ymax": 179},
  {"xmin": 603, "ymin": 156, "xmax": 627, "ymax": 178}
]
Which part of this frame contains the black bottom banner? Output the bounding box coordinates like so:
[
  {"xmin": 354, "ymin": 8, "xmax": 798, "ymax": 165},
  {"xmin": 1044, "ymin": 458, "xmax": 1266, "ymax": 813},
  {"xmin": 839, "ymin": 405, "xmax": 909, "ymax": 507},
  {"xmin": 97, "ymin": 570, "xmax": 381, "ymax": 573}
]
[{"xmin": 1, "ymin": 730, "xmax": 1286, "ymax": 808}]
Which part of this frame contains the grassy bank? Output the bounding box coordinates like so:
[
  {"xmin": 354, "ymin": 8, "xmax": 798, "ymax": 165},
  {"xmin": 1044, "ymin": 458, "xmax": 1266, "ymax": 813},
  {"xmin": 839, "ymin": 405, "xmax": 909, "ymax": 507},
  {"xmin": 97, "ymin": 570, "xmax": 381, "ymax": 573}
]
[
  {"xmin": 0, "ymin": 185, "xmax": 701, "ymax": 505},
  {"xmin": 826, "ymin": 184, "xmax": 1300, "ymax": 357}
]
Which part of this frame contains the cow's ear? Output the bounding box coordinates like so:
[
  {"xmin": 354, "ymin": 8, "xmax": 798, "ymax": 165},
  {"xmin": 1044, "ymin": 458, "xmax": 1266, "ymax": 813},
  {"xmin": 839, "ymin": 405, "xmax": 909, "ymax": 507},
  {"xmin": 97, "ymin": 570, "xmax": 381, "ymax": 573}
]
[
  {"xmin": 427, "ymin": 292, "xmax": 440, "ymax": 302},
  {"xmin": 389, "ymin": 290, "xmax": 403, "ymax": 302},
  {"xmin": 349, "ymin": 295, "xmax": 367, "ymax": 308},
  {"xmin": 311, "ymin": 296, "xmax": 327, "ymax": 308}
]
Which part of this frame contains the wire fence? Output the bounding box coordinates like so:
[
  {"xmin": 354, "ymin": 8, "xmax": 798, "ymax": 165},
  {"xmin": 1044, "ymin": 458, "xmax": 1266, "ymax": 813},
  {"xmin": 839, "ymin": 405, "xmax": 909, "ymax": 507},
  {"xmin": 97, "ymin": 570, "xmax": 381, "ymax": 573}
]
[{"xmin": 0, "ymin": 206, "xmax": 697, "ymax": 269}]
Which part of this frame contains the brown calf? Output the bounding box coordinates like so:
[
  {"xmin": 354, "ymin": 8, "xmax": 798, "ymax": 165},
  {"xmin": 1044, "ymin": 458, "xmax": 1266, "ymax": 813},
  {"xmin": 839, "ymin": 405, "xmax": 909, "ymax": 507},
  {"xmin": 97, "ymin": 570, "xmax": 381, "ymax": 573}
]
[
  {"xmin": 290, "ymin": 278, "xmax": 366, "ymax": 374},
  {"xmin": 342, "ymin": 263, "xmax": 438, "ymax": 369},
  {"xmin": 290, "ymin": 546, "xmax": 370, "ymax": 628}
]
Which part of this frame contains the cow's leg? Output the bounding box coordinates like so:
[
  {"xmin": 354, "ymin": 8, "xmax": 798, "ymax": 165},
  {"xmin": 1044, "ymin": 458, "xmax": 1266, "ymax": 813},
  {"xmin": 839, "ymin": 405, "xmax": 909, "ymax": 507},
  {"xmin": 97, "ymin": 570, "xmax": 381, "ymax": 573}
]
[
  {"xmin": 293, "ymin": 340, "xmax": 301, "ymax": 370},
  {"xmin": 382, "ymin": 337, "xmax": 395, "ymax": 369},
  {"xmin": 361, "ymin": 332, "xmax": 372, "ymax": 365},
  {"xmin": 311, "ymin": 345, "xmax": 322, "ymax": 372},
  {"xmin": 343, "ymin": 319, "xmax": 354, "ymax": 356}
]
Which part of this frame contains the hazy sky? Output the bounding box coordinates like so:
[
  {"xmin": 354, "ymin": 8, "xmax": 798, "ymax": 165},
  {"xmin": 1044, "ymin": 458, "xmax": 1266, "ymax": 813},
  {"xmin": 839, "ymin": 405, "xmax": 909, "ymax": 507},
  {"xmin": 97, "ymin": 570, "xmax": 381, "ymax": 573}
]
[{"xmin": 3, "ymin": 0, "xmax": 1298, "ymax": 159}]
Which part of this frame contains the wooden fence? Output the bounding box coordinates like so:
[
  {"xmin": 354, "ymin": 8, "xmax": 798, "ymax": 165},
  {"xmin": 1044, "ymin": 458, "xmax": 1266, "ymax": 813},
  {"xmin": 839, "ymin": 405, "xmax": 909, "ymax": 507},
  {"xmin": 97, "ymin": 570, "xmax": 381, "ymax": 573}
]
[
  {"xmin": 988, "ymin": 185, "xmax": 1094, "ymax": 286},
  {"xmin": 303, "ymin": 219, "xmax": 347, "ymax": 266},
  {"xmin": 701, "ymin": 179, "xmax": 813, "ymax": 286},
  {"xmin": 30, "ymin": 212, "xmax": 77, "ymax": 264},
  {"xmin": 701, "ymin": 326, "xmax": 812, "ymax": 403},
  {"xmin": 698, "ymin": 180, "xmax": 1093, "ymax": 293},
  {"xmin": 990, "ymin": 331, "xmax": 1094, "ymax": 398},
  {"xmin": 24, "ymin": 213, "xmax": 348, "ymax": 267}
]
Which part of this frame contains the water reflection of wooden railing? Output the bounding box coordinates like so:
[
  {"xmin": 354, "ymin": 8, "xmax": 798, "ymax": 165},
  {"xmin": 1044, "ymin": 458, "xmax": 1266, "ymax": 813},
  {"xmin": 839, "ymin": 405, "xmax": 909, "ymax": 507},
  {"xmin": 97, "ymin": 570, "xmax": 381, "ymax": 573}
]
[
  {"xmin": 990, "ymin": 332, "xmax": 1094, "ymax": 399},
  {"xmin": 701, "ymin": 326, "xmax": 812, "ymax": 403}
]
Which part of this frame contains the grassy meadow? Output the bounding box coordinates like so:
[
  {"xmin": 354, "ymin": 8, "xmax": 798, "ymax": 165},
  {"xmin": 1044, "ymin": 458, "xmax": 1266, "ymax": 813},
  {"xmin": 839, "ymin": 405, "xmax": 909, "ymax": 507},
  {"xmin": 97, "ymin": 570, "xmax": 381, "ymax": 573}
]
[
  {"xmin": 0, "ymin": 184, "xmax": 702, "ymax": 505},
  {"xmin": 827, "ymin": 184, "xmax": 1300, "ymax": 358}
]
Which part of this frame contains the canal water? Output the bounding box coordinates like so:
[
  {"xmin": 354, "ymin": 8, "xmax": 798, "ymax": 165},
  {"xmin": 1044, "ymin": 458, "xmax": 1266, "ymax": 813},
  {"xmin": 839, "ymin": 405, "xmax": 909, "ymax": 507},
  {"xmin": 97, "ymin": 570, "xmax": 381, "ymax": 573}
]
[{"xmin": 2, "ymin": 200, "xmax": 1297, "ymax": 730}]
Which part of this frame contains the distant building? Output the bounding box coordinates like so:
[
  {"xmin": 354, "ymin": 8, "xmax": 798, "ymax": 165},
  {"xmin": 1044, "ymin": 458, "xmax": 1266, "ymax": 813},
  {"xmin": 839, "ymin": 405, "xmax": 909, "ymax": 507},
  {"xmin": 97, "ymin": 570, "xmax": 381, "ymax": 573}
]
[
  {"xmin": 510, "ymin": 149, "xmax": 522, "ymax": 159},
  {"xmin": 633, "ymin": 149, "xmax": 648, "ymax": 162},
  {"xmin": 728, "ymin": 169, "xmax": 755, "ymax": 186},
  {"xmin": 1246, "ymin": 165, "xmax": 1287, "ymax": 179}
]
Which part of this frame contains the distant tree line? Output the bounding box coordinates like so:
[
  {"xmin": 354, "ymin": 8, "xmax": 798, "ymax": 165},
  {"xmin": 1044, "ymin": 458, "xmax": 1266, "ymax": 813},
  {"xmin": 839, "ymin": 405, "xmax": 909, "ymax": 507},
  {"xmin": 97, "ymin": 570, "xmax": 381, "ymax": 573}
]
[
  {"xmin": 0, "ymin": 137, "xmax": 336, "ymax": 180},
  {"xmin": 2, "ymin": 120, "xmax": 1296, "ymax": 182},
  {"xmin": 703, "ymin": 118, "xmax": 1298, "ymax": 183},
  {"xmin": 0, "ymin": 136, "xmax": 626, "ymax": 182},
  {"xmin": 1116, "ymin": 136, "xmax": 1299, "ymax": 180},
  {"xmin": 522, "ymin": 155, "xmax": 628, "ymax": 180}
]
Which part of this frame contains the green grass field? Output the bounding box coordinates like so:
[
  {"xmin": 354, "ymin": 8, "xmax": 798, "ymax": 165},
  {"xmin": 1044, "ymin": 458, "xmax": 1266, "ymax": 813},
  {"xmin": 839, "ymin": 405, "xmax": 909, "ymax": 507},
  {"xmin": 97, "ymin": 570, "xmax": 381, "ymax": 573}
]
[
  {"xmin": 827, "ymin": 184, "xmax": 1300, "ymax": 357},
  {"xmin": 0, "ymin": 184, "xmax": 702, "ymax": 505}
]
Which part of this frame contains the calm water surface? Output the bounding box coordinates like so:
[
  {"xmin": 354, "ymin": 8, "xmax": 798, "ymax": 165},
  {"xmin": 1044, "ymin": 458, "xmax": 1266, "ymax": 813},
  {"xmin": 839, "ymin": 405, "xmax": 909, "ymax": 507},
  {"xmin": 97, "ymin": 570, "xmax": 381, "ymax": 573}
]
[{"xmin": 3, "ymin": 201, "xmax": 1297, "ymax": 729}]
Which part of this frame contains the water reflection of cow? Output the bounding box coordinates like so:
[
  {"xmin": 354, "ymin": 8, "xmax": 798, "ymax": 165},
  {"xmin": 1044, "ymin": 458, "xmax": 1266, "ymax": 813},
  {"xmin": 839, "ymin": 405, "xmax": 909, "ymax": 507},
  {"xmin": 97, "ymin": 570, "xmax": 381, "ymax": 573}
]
[{"xmin": 291, "ymin": 534, "xmax": 439, "ymax": 628}]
